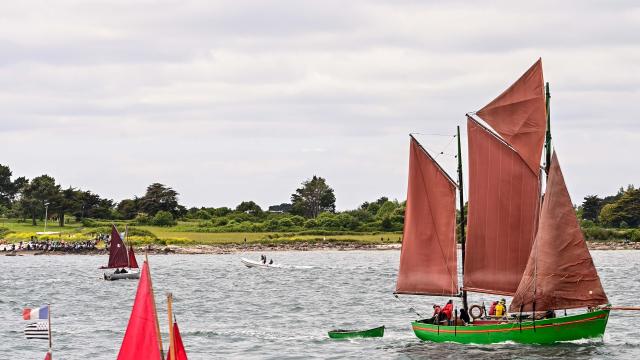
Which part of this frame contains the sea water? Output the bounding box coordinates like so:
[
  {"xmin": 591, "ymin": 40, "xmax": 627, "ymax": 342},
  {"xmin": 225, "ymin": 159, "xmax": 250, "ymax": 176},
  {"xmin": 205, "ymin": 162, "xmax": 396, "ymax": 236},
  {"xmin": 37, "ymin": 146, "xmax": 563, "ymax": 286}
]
[{"xmin": 1, "ymin": 250, "xmax": 639, "ymax": 359}]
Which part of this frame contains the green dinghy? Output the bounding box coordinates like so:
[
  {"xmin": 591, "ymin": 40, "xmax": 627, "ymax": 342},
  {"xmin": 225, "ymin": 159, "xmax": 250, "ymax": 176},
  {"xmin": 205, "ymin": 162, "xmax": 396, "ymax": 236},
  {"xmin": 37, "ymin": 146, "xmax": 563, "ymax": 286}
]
[{"xmin": 328, "ymin": 326, "xmax": 385, "ymax": 339}]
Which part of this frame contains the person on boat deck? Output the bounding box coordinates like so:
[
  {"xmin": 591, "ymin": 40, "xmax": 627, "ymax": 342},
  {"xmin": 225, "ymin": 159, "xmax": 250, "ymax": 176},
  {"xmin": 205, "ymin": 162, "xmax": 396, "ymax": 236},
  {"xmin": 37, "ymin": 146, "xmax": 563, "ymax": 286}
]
[
  {"xmin": 459, "ymin": 308, "xmax": 471, "ymax": 324},
  {"xmin": 430, "ymin": 304, "xmax": 441, "ymax": 323},
  {"xmin": 114, "ymin": 268, "xmax": 121, "ymax": 274},
  {"xmin": 495, "ymin": 299, "xmax": 507, "ymax": 317},
  {"xmin": 269, "ymin": 259, "xmax": 273, "ymax": 265},
  {"xmin": 440, "ymin": 299, "xmax": 454, "ymax": 323},
  {"xmin": 488, "ymin": 301, "xmax": 498, "ymax": 316},
  {"xmin": 120, "ymin": 268, "xmax": 127, "ymax": 273}
]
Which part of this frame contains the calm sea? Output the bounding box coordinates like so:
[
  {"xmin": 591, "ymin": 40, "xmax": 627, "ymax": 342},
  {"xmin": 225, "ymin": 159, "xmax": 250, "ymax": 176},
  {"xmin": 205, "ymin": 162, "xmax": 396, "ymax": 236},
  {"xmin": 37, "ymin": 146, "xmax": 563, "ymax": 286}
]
[{"xmin": 1, "ymin": 250, "xmax": 639, "ymax": 359}]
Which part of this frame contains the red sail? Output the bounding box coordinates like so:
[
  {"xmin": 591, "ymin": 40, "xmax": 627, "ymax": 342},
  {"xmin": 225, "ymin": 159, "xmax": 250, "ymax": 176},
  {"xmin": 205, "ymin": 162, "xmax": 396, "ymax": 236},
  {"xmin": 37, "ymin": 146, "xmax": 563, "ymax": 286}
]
[
  {"xmin": 477, "ymin": 58, "xmax": 546, "ymax": 173},
  {"xmin": 108, "ymin": 225, "xmax": 129, "ymax": 269},
  {"xmin": 464, "ymin": 118, "xmax": 540, "ymax": 295},
  {"xmin": 128, "ymin": 245, "xmax": 139, "ymax": 269},
  {"xmin": 117, "ymin": 262, "xmax": 162, "ymax": 360},
  {"xmin": 395, "ymin": 137, "xmax": 458, "ymax": 296},
  {"xmin": 166, "ymin": 321, "xmax": 189, "ymax": 360},
  {"xmin": 510, "ymin": 152, "xmax": 608, "ymax": 312}
]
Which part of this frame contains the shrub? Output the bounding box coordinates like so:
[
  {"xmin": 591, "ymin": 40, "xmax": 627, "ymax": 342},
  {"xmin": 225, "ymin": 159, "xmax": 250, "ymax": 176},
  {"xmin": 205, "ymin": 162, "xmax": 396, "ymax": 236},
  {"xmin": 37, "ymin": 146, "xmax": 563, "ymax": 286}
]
[{"xmin": 152, "ymin": 211, "xmax": 177, "ymax": 226}]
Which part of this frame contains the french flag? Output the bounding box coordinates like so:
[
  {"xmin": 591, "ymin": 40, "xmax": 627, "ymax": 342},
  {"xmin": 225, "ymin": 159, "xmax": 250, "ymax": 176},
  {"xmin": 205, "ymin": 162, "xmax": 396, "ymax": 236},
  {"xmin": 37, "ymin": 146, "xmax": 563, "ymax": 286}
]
[{"xmin": 23, "ymin": 306, "xmax": 49, "ymax": 320}]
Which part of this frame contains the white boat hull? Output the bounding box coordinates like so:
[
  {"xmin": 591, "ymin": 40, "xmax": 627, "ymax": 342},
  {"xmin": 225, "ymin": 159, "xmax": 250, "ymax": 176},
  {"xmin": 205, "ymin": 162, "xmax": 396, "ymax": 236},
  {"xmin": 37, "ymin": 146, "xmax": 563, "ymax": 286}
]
[
  {"xmin": 104, "ymin": 270, "xmax": 140, "ymax": 281},
  {"xmin": 241, "ymin": 258, "xmax": 281, "ymax": 268}
]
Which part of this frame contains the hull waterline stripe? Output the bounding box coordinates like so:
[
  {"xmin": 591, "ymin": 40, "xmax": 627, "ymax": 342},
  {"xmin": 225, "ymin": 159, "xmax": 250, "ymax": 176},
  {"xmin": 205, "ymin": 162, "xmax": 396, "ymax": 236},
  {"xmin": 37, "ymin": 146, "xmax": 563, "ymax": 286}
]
[{"xmin": 413, "ymin": 313, "xmax": 607, "ymax": 334}]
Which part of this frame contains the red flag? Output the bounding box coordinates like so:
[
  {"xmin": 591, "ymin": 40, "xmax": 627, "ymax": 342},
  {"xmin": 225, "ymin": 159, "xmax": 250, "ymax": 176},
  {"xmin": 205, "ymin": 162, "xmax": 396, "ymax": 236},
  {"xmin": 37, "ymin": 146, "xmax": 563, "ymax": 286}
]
[
  {"xmin": 44, "ymin": 351, "xmax": 51, "ymax": 360},
  {"xmin": 117, "ymin": 262, "xmax": 161, "ymax": 360},
  {"xmin": 167, "ymin": 321, "xmax": 188, "ymax": 360}
]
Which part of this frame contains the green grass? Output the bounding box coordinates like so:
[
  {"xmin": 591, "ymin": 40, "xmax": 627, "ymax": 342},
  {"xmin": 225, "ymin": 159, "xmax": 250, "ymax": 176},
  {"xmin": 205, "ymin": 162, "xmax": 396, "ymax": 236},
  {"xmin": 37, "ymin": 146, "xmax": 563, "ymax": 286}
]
[{"xmin": 0, "ymin": 219, "xmax": 402, "ymax": 246}]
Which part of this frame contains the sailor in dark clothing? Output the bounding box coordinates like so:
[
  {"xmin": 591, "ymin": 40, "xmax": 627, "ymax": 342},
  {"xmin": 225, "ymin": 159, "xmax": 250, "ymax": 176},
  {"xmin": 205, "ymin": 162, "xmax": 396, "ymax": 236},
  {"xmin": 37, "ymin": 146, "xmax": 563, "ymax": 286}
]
[{"xmin": 269, "ymin": 259, "xmax": 273, "ymax": 265}]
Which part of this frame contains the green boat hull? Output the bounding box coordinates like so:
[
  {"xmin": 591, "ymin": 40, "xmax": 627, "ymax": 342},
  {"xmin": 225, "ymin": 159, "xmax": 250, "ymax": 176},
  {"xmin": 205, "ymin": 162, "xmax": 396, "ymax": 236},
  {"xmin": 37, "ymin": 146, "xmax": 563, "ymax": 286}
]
[
  {"xmin": 328, "ymin": 326, "xmax": 385, "ymax": 339},
  {"xmin": 412, "ymin": 309, "xmax": 609, "ymax": 344}
]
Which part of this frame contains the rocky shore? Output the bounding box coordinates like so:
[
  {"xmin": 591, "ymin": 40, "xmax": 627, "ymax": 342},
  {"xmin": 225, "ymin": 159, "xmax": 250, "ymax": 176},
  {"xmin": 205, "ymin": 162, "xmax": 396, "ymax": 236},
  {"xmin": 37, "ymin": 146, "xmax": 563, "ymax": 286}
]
[{"xmin": 4, "ymin": 240, "xmax": 640, "ymax": 256}]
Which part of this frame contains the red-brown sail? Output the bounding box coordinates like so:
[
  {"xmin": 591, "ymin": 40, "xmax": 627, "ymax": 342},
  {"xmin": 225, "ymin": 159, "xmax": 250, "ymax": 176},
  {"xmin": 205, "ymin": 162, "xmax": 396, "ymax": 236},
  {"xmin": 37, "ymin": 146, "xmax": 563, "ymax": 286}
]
[
  {"xmin": 117, "ymin": 261, "xmax": 162, "ymax": 360},
  {"xmin": 166, "ymin": 321, "xmax": 188, "ymax": 360},
  {"xmin": 395, "ymin": 137, "xmax": 458, "ymax": 296},
  {"xmin": 510, "ymin": 152, "xmax": 608, "ymax": 312},
  {"xmin": 476, "ymin": 58, "xmax": 546, "ymax": 173},
  {"xmin": 128, "ymin": 245, "xmax": 139, "ymax": 269},
  {"xmin": 107, "ymin": 225, "xmax": 129, "ymax": 269},
  {"xmin": 464, "ymin": 118, "xmax": 540, "ymax": 295}
]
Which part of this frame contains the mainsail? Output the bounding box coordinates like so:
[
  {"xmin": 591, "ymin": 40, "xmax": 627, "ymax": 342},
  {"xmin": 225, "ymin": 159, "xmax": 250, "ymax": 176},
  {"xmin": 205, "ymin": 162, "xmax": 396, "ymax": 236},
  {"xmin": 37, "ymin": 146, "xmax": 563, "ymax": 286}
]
[
  {"xmin": 395, "ymin": 137, "xmax": 458, "ymax": 296},
  {"xmin": 476, "ymin": 58, "xmax": 546, "ymax": 173},
  {"xmin": 107, "ymin": 225, "xmax": 129, "ymax": 269},
  {"xmin": 117, "ymin": 261, "xmax": 162, "ymax": 360},
  {"xmin": 510, "ymin": 152, "xmax": 609, "ymax": 312},
  {"xmin": 463, "ymin": 118, "xmax": 541, "ymax": 295}
]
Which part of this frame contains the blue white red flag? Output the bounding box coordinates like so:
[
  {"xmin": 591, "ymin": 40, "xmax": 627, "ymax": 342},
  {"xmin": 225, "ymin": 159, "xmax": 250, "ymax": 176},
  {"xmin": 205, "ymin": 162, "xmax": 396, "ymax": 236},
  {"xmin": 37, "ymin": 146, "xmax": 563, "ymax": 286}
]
[{"xmin": 23, "ymin": 306, "xmax": 49, "ymax": 320}]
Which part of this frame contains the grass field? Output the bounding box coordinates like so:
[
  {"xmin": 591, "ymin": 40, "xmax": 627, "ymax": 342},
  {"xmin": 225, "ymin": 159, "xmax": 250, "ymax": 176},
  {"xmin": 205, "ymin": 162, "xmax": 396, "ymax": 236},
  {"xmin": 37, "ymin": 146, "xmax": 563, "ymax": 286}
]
[{"xmin": 0, "ymin": 219, "xmax": 402, "ymax": 245}]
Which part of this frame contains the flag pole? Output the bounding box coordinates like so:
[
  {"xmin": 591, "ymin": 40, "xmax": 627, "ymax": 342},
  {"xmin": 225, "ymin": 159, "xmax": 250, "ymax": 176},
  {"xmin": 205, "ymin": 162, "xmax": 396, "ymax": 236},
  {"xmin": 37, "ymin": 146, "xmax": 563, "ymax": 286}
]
[
  {"xmin": 167, "ymin": 292, "xmax": 176, "ymax": 360},
  {"xmin": 48, "ymin": 303, "xmax": 52, "ymax": 360},
  {"xmin": 145, "ymin": 252, "xmax": 164, "ymax": 359}
]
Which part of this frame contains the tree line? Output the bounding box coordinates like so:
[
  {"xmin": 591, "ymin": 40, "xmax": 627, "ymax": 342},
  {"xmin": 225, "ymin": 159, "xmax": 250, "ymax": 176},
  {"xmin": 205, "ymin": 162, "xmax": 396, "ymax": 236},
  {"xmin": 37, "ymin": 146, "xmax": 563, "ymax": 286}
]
[{"xmin": 1, "ymin": 162, "xmax": 636, "ymax": 233}]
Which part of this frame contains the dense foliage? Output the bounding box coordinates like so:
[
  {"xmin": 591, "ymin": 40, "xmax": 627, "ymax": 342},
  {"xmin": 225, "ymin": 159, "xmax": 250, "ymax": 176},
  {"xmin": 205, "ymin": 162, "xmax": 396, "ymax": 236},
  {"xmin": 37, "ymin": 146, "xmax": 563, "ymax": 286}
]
[{"xmin": 0, "ymin": 162, "xmax": 637, "ymax": 236}]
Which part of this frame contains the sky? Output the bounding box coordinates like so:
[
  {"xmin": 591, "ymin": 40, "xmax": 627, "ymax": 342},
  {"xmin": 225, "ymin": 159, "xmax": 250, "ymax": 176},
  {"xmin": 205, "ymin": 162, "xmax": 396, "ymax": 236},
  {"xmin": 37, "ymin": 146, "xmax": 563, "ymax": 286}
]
[{"xmin": 0, "ymin": 0, "xmax": 638, "ymax": 210}]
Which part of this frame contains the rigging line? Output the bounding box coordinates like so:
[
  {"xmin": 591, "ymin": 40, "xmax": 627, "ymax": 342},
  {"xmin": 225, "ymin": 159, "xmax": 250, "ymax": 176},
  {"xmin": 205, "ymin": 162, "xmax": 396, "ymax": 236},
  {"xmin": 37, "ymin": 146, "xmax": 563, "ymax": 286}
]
[
  {"xmin": 434, "ymin": 135, "xmax": 457, "ymax": 160},
  {"xmin": 393, "ymin": 294, "xmax": 423, "ymax": 318},
  {"xmin": 410, "ymin": 132, "xmax": 456, "ymax": 137}
]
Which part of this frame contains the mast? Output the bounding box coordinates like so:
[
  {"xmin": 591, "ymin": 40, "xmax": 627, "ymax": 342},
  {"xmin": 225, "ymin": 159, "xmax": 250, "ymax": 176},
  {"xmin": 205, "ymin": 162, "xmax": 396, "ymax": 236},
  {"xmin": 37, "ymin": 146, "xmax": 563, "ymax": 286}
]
[
  {"xmin": 167, "ymin": 292, "xmax": 176, "ymax": 360},
  {"xmin": 544, "ymin": 82, "xmax": 552, "ymax": 176},
  {"xmin": 456, "ymin": 126, "xmax": 468, "ymax": 312}
]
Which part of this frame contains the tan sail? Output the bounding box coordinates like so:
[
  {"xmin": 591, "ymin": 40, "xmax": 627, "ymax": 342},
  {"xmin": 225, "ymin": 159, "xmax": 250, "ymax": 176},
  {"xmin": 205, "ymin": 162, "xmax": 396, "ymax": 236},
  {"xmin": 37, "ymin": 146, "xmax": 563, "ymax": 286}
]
[
  {"xmin": 463, "ymin": 118, "xmax": 540, "ymax": 295},
  {"xmin": 510, "ymin": 152, "xmax": 608, "ymax": 312},
  {"xmin": 395, "ymin": 137, "xmax": 458, "ymax": 296},
  {"xmin": 477, "ymin": 58, "xmax": 546, "ymax": 173}
]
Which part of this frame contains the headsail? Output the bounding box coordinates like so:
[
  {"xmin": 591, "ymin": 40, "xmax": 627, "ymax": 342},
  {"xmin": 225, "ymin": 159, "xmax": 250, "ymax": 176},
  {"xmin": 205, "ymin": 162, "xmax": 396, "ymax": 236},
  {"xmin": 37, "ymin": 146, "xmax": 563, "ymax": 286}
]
[
  {"xmin": 128, "ymin": 245, "xmax": 139, "ymax": 269},
  {"xmin": 510, "ymin": 152, "xmax": 608, "ymax": 312},
  {"xmin": 476, "ymin": 58, "xmax": 546, "ymax": 173},
  {"xmin": 463, "ymin": 118, "xmax": 541, "ymax": 295},
  {"xmin": 166, "ymin": 321, "xmax": 188, "ymax": 360},
  {"xmin": 395, "ymin": 137, "xmax": 458, "ymax": 296},
  {"xmin": 107, "ymin": 225, "xmax": 129, "ymax": 269},
  {"xmin": 117, "ymin": 261, "xmax": 162, "ymax": 360}
]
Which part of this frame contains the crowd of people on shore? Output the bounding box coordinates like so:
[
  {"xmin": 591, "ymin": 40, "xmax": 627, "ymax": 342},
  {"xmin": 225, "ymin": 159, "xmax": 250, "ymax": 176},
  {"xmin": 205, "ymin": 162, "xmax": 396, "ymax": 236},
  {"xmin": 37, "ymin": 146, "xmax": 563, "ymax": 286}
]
[{"xmin": 1, "ymin": 236, "xmax": 103, "ymax": 253}]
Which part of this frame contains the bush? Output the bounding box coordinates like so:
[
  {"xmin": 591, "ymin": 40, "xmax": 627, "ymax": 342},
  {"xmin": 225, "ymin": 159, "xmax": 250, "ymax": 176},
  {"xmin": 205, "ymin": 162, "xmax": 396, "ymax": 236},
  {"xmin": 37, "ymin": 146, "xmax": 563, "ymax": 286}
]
[
  {"xmin": 134, "ymin": 213, "xmax": 152, "ymax": 225},
  {"xmin": 195, "ymin": 210, "xmax": 212, "ymax": 220},
  {"xmin": 152, "ymin": 211, "xmax": 177, "ymax": 226}
]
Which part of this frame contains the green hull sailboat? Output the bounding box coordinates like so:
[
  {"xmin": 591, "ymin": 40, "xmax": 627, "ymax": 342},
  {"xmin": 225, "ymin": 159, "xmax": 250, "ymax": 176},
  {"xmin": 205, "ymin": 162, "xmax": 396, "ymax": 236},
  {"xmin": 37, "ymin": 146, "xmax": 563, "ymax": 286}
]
[
  {"xmin": 396, "ymin": 59, "xmax": 611, "ymax": 345},
  {"xmin": 412, "ymin": 310, "xmax": 609, "ymax": 344}
]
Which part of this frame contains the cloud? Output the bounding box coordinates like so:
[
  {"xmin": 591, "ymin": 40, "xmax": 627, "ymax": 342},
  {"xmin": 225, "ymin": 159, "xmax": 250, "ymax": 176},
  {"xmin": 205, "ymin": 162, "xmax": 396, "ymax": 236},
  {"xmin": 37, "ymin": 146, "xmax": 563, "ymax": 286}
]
[{"xmin": 0, "ymin": 0, "xmax": 638, "ymax": 209}]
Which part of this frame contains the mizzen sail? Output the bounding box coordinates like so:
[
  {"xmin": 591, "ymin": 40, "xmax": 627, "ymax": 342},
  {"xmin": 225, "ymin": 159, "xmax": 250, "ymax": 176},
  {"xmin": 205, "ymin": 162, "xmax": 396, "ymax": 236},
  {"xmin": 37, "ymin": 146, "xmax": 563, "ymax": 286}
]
[
  {"xmin": 128, "ymin": 245, "xmax": 139, "ymax": 269},
  {"xmin": 476, "ymin": 58, "xmax": 546, "ymax": 173},
  {"xmin": 464, "ymin": 118, "xmax": 540, "ymax": 295},
  {"xmin": 510, "ymin": 152, "xmax": 608, "ymax": 312},
  {"xmin": 107, "ymin": 225, "xmax": 129, "ymax": 269},
  {"xmin": 395, "ymin": 137, "xmax": 458, "ymax": 296}
]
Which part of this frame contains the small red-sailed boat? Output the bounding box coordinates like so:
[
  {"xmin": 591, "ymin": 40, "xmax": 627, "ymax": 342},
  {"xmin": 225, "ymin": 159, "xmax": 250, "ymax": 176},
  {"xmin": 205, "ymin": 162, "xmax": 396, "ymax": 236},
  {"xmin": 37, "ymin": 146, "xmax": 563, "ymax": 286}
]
[
  {"xmin": 117, "ymin": 257, "xmax": 188, "ymax": 360},
  {"xmin": 102, "ymin": 225, "xmax": 140, "ymax": 281}
]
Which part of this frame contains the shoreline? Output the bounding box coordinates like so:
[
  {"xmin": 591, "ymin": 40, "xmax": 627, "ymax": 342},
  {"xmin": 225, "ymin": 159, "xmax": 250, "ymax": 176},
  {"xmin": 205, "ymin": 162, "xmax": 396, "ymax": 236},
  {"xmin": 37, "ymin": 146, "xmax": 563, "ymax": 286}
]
[{"xmin": 3, "ymin": 240, "xmax": 640, "ymax": 256}]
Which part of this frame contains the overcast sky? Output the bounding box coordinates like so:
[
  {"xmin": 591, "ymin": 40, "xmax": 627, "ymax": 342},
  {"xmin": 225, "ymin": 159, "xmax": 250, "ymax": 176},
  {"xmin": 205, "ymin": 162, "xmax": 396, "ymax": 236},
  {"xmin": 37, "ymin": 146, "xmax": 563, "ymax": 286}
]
[{"xmin": 0, "ymin": 0, "xmax": 638, "ymax": 210}]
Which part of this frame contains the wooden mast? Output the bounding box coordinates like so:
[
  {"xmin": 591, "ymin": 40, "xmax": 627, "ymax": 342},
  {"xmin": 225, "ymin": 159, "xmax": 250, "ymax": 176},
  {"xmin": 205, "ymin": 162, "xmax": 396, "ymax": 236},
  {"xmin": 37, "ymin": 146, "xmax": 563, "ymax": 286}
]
[
  {"xmin": 167, "ymin": 293, "xmax": 176, "ymax": 360},
  {"xmin": 457, "ymin": 125, "xmax": 468, "ymax": 312},
  {"xmin": 544, "ymin": 82, "xmax": 552, "ymax": 176}
]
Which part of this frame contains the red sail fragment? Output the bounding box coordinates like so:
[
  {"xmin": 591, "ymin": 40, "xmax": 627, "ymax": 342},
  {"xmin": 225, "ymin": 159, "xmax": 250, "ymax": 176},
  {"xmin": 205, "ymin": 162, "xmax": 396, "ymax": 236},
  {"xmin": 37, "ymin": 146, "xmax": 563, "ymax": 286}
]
[
  {"xmin": 167, "ymin": 321, "xmax": 189, "ymax": 360},
  {"xmin": 395, "ymin": 137, "xmax": 458, "ymax": 296},
  {"xmin": 117, "ymin": 262, "xmax": 162, "ymax": 360},
  {"xmin": 510, "ymin": 152, "xmax": 608, "ymax": 312},
  {"xmin": 477, "ymin": 58, "xmax": 546, "ymax": 173},
  {"xmin": 464, "ymin": 118, "xmax": 540, "ymax": 295},
  {"xmin": 128, "ymin": 245, "xmax": 139, "ymax": 269}
]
